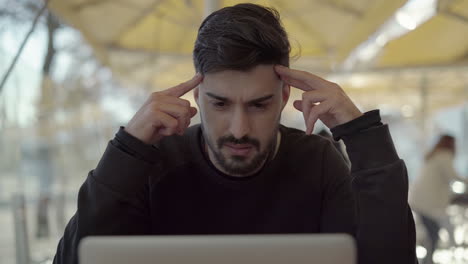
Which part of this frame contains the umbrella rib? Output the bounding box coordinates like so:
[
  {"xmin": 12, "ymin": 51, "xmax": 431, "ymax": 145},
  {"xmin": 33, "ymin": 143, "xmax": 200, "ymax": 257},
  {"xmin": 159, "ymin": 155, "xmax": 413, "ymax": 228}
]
[
  {"xmin": 271, "ymin": 0, "xmax": 330, "ymax": 54},
  {"xmin": 73, "ymin": 0, "xmax": 151, "ymax": 11},
  {"xmin": 440, "ymin": 10, "xmax": 468, "ymax": 24},
  {"xmin": 317, "ymin": 0, "xmax": 364, "ymax": 18},
  {"xmin": 109, "ymin": 0, "xmax": 200, "ymax": 49},
  {"xmin": 108, "ymin": 0, "xmax": 165, "ymax": 46}
]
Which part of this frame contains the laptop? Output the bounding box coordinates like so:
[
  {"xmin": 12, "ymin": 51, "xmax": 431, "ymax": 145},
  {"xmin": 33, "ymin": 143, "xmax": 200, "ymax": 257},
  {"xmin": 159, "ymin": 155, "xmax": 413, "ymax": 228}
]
[{"xmin": 79, "ymin": 234, "xmax": 356, "ymax": 264}]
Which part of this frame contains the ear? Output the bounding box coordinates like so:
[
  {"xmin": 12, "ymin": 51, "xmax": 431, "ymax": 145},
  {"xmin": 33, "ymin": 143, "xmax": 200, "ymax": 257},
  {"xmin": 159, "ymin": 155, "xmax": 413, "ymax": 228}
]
[{"xmin": 280, "ymin": 81, "xmax": 290, "ymax": 111}]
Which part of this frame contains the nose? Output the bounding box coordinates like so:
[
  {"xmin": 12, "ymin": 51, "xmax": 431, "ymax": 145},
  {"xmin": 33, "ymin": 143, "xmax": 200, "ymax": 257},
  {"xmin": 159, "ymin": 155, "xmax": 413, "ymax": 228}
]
[{"xmin": 229, "ymin": 107, "xmax": 251, "ymax": 139}]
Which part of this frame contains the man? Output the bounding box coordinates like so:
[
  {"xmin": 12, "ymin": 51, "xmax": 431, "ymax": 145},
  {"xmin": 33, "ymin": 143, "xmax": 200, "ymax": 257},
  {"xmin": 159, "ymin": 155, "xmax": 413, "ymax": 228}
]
[{"xmin": 54, "ymin": 3, "xmax": 417, "ymax": 264}]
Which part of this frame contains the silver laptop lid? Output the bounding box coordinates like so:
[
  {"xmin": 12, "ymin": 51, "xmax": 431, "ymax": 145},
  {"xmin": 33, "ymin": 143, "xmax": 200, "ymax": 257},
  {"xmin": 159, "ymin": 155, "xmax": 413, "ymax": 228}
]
[{"xmin": 79, "ymin": 234, "xmax": 356, "ymax": 264}]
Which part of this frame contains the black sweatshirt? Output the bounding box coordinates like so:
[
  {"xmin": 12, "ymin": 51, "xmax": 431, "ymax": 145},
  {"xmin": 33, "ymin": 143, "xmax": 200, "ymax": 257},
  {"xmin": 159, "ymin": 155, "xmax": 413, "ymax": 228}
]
[{"xmin": 53, "ymin": 110, "xmax": 417, "ymax": 264}]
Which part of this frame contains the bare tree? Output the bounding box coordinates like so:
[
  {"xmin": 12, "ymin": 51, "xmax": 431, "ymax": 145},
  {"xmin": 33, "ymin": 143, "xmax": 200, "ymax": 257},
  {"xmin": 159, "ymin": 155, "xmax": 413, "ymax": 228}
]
[{"xmin": 0, "ymin": 0, "xmax": 62, "ymax": 242}]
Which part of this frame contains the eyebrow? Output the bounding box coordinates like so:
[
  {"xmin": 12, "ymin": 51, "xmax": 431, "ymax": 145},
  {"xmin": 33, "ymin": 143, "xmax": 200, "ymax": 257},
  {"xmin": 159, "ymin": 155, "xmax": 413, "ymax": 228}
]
[{"xmin": 205, "ymin": 92, "xmax": 274, "ymax": 104}]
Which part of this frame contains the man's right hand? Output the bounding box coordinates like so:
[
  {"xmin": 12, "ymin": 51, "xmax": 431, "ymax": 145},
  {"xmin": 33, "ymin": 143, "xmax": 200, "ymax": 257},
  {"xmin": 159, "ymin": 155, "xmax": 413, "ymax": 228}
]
[{"xmin": 125, "ymin": 74, "xmax": 203, "ymax": 145}]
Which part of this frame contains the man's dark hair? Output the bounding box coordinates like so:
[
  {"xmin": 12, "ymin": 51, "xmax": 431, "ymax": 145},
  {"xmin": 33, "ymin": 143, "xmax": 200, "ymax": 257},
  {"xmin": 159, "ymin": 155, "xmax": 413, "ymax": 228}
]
[{"xmin": 193, "ymin": 3, "xmax": 291, "ymax": 74}]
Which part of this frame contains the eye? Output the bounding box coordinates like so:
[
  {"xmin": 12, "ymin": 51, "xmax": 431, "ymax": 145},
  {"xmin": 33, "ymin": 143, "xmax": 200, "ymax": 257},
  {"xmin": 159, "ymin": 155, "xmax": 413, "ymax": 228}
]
[
  {"xmin": 212, "ymin": 101, "xmax": 227, "ymax": 109},
  {"xmin": 250, "ymin": 103, "xmax": 267, "ymax": 110},
  {"xmin": 253, "ymin": 103, "xmax": 265, "ymax": 108}
]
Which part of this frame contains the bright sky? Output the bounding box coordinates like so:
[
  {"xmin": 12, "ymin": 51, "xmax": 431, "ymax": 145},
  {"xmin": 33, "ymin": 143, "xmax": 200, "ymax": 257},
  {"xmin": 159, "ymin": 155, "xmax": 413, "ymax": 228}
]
[
  {"xmin": 0, "ymin": 23, "xmax": 45, "ymax": 126},
  {"xmin": 0, "ymin": 21, "xmax": 136, "ymax": 127}
]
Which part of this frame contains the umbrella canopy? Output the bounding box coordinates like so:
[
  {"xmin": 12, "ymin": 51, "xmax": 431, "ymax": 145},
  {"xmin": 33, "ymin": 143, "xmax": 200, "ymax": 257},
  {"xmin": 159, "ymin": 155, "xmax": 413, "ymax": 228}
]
[
  {"xmin": 377, "ymin": 0, "xmax": 468, "ymax": 67},
  {"xmin": 48, "ymin": 0, "xmax": 406, "ymax": 87}
]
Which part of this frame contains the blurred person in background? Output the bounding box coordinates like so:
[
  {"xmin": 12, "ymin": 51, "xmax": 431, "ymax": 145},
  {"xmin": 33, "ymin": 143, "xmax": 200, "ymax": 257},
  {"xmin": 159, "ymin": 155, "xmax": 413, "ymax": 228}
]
[
  {"xmin": 53, "ymin": 4, "xmax": 417, "ymax": 264},
  {"xmin": 409, "ymin": 134, "xmax": 465, "ymax": 264}
]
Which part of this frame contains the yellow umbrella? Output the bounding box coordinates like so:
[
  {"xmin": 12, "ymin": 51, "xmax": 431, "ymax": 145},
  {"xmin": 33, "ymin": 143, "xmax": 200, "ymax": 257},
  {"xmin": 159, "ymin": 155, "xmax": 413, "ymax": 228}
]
[
  {"xmin": 48, "ymin": 0, "xmax": 406, "ymax": 87},
  {"xmin": 378, "ymin": 0, "xmax": 468, "ymax": 67}
]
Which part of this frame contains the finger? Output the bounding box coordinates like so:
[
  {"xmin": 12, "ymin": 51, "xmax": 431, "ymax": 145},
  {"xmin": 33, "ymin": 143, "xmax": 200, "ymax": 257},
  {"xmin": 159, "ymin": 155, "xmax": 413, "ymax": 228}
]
[
  {"xmin": 291, "ymin": 91, "xmax": 321, "ymax": 122},
  {"xmin": 156, "ymin": 103, "xmax": 191, "ymax": 133},
  {"xmin": 293, "ymin": 100, "xmax": 303, "ymax": 111},
  {"xmin": 176, "ymin": 107, "xmax": 198, "ymax": 132},
  {"xmin": 156, "ymin": 103, "xmax": 190, "ymax": 119},
  {"xmin": 302, "ymin": 91, "xmax": 328, "ymax": 104},
  {"xmin": 293, "ymin": 96, "xmax": 326, "ymax": 112},
  {"xmin": 190, "ymin": 107, "xmax": 197, "ymax": 118},
  {"xmin": 154, "ymin": 111, "xmax": 179, "ymax": 136},
  {"xmin": 182, "ymin": 107, "xmax": 198, "ymax": 133},
  {"xmin": 162, "ymin": 106, "xmax": 198, "ymax": 135},
  {"xmin": 275, "ymin": 65, "xmax": 330, "ymax": 91},
  {"xmin": 161, "ymin": 73, "xmax": 203, "ymax": 98},
  {"xmin": 183, "ymin": 107, "xmax": 198, "ymax": 131},
  {"xmin": 293, "ymin": 100, "xmax": 314, "ymax": 133},
  {"xmin": 144, "ymin": 94, "xmax": 193, "ymax": 119},
  {"xmin": 305, "ymin": 102, "xmax": 330, "ymax": 135},
  {"xmin": 157, "ymin": 95, "xmax": 192, "ymax": 108},
  {"xmin": 281, "ymin": 75, "xmax": 313, "ymax": 92}
]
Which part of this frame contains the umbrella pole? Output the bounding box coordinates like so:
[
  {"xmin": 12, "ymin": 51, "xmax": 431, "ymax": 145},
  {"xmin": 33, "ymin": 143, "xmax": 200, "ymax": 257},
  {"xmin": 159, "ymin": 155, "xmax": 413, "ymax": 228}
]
[
  {"xmin": 419, "ymin": 72, "xmax": 429, "ymax": 141},
  {"xmin": 204, "ymin": 0, "xmax": 219, "ymax": 18}
]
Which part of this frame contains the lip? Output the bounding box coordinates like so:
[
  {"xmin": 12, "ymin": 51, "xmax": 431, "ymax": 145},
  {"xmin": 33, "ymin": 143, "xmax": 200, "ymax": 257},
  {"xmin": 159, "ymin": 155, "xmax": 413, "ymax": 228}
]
[{"xmin": 225, "ymin": 144, "xmax": 253, "ymax": 156}]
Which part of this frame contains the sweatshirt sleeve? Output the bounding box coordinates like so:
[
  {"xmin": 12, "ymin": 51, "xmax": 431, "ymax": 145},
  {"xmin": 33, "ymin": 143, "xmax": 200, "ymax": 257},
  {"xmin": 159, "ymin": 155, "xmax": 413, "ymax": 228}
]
[
  {"xmin": 319, "ymin": 140, "xmax": 357, "ymax": 237},
  {"xmin": 331, "ymin": 111, "xmax": 418, "ymax": 264},
  {"xmin": 53, "ymin": 128, "xmax": 161, "ymax": 264}
]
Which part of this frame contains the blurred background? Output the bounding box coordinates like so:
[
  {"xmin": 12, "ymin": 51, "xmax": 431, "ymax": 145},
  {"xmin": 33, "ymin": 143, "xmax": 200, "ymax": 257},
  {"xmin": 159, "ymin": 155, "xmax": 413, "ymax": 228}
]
[{"xmin": 0, "ymin": 0, "xmax": 467, "ymax": 263}]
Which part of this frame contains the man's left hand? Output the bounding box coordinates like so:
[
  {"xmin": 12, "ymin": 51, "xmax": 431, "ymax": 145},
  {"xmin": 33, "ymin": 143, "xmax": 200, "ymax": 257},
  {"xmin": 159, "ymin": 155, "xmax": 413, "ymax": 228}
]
[{"xmin": 275, "ymin": 65, "xmax": 363, "ymax": 134}]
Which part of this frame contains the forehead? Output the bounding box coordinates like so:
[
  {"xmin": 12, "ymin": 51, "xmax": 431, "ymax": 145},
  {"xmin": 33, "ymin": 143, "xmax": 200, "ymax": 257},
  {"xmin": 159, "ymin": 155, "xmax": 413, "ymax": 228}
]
[{"xmin": 200, "ymin": 64, "xmax": 281, "ymax": 99}]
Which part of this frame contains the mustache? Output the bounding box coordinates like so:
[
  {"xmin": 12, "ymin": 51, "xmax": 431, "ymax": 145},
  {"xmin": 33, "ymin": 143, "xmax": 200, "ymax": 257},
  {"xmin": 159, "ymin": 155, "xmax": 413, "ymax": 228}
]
[{"xmin": 217, "ymin": 135, "xmax": 260, "ymax": 151}]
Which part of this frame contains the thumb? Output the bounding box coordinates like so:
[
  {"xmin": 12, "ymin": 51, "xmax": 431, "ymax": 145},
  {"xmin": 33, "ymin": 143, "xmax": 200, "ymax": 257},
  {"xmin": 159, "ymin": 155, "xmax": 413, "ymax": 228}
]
[
  {"xmin": 293, "ymin": 100, "xmax": 303, "ymax": 112},
  {"xmin": 190, "ymin": 107, "xmax": 198, "ymax": 117}
]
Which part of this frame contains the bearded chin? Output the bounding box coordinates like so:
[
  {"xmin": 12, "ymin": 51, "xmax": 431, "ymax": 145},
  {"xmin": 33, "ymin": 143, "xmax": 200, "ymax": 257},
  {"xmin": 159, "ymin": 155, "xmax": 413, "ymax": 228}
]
[{"xmin": 200, "ymin": 123, "xmax": 278, "ymax": 177}]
